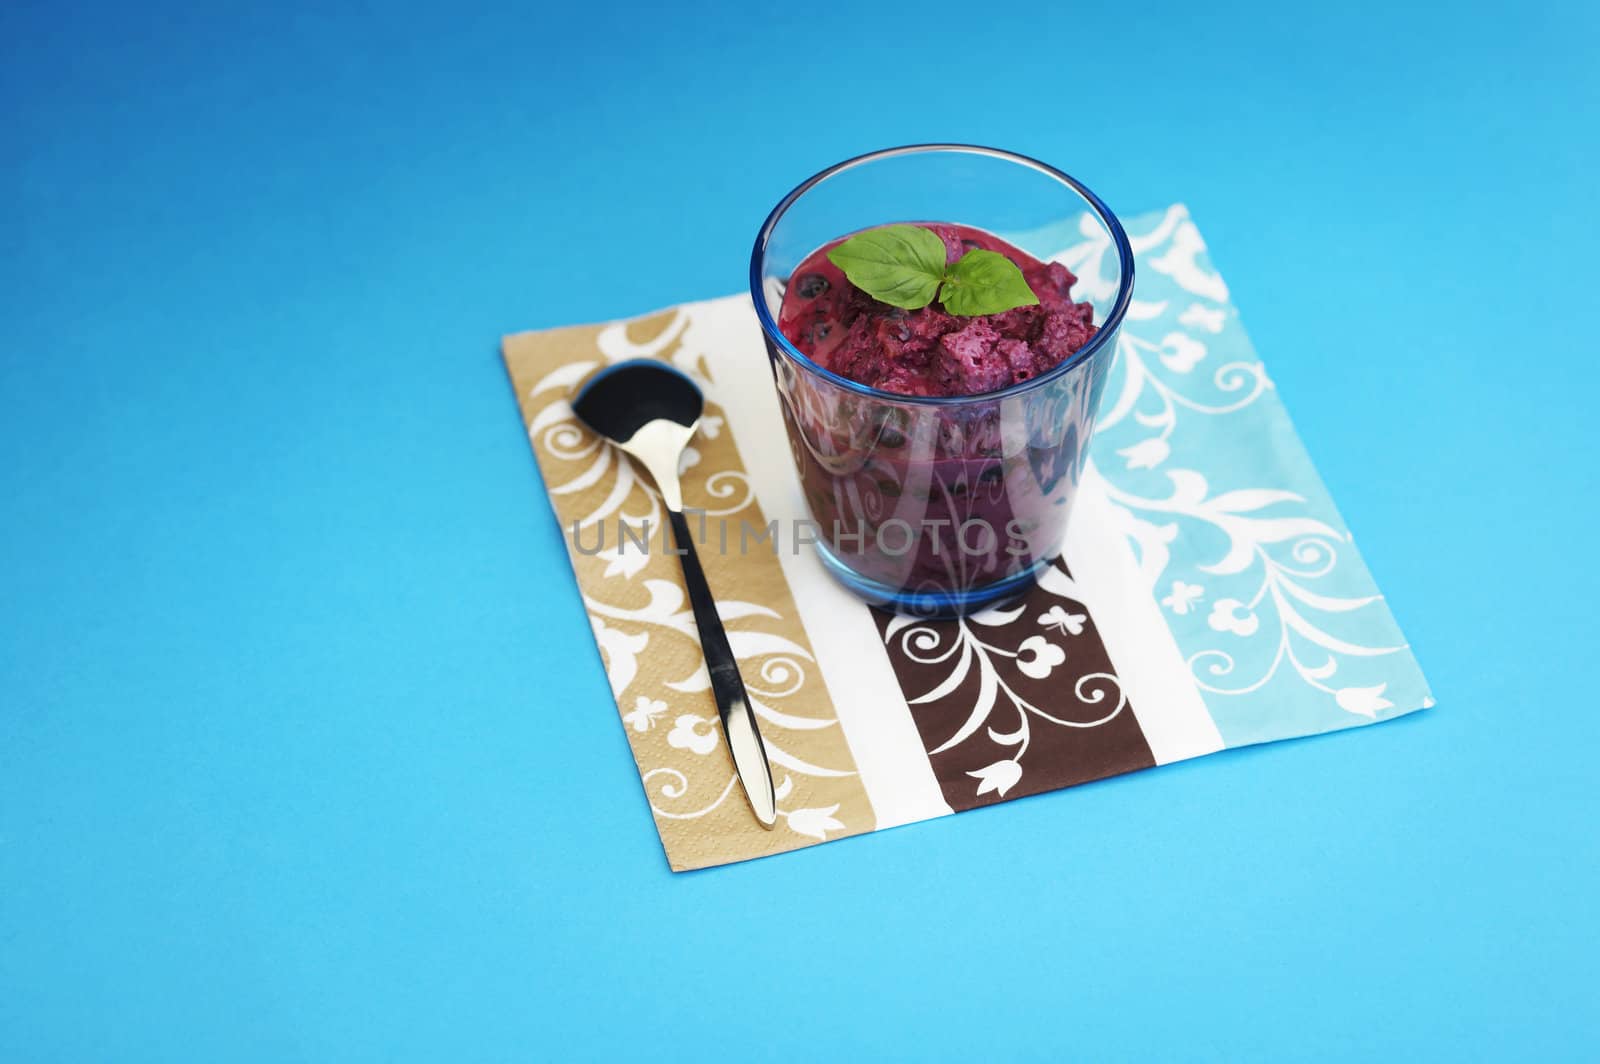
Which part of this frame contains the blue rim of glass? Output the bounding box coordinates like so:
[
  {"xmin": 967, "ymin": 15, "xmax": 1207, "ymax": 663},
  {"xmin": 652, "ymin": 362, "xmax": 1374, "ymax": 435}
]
[{"xmin": 749, "ymin": 143, "xmax": 1135, "ymax": 407}]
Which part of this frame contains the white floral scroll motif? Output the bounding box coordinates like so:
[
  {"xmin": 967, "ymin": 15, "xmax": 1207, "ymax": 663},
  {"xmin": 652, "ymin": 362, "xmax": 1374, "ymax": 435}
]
[
  {"xmin": 1335, "ymin": 684, "xmax": 1394, "ymax": 718},
  {"xmin": 784, "ymin": 804, "xmax": 846, "ymax": 841},
  {"xmin": 666, "ymin": 714, "xmax": 719, "ymax": 755},
  {"xmin": 1038, "ymin": 605, "xmax": 1086, "ymax": 636},
  {"xmin": 1148, "ymin": 219, "xmax": 1230, "ymax": 302},
  {"xmin": 1158, "ymin": 332, "xmax": 1207, "ymax": 373},
  {"xmin": 1161, "ymin": 580, "xmax": 1204, "ymax": 615},
  {"xmin": 1179, "ymin": 303, "xmax": 1227, "ymax": 333},
  {"xmin": 623, "ymin": 696, "xmax": 668, "ymax": 732},
  {"xmin": 591, "ymin": 616, "xmax": 648, "ymax": 696},
  {"xmin": 1015, "ymin": 636, "xmax": 1066, "ymax": 680},
  {"xmin": 967, "ymin": 760, "xmax": 1023, "ymax": 798},
  {"xmin": 1207, "ymin": 598, "xmax": 1260, "ymax": 637}
]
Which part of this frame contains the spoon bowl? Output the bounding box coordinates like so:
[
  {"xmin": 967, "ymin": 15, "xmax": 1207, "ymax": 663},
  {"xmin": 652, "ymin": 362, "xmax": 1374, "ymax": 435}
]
[{"xmin": 571, "ymin": 360, "xmax": 704, "ymax": 445}]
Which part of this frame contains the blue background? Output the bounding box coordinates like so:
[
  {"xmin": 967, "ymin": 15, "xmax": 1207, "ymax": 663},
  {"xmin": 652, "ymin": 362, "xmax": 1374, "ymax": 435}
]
[{"xmin": 3, "ymin": 1, "xmax": 1597, "ymax": 1059}]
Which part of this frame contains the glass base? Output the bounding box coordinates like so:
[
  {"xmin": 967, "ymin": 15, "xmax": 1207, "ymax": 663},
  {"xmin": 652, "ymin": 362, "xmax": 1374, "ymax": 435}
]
[{"xmin": 813, "ymin": 543, "xmax": 1052, "ymax": 618}]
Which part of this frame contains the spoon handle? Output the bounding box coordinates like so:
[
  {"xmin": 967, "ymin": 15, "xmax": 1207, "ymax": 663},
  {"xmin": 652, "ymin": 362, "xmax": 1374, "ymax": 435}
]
[{"xmin": 666, "ymin": 508, "xmax": 777, "ymax": 829}]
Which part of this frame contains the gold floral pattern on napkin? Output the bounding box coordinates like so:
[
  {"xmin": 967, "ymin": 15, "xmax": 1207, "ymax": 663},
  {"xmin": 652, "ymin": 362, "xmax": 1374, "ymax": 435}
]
[{"xmin": 503, "ymin": 311, "xmax": 874, "ymax": 871}]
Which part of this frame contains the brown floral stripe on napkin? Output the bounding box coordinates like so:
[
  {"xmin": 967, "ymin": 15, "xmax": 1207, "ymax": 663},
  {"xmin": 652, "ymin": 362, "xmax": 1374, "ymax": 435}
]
[{"xmin": 872, "ymin": 558, "xmax": 1155, "ymax": 812}]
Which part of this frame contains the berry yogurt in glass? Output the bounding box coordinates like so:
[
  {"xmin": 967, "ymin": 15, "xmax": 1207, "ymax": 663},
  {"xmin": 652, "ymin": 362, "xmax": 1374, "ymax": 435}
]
[{"xmin": 750, "ymin": 147, "xmax": 1133, "ymax": 615}]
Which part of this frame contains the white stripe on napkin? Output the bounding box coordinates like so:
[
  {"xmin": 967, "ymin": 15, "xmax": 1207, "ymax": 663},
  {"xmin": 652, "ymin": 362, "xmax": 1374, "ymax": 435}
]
[{"xmin": 1065, "ymin": 465, "xmax": 1224, "ymax": 764}]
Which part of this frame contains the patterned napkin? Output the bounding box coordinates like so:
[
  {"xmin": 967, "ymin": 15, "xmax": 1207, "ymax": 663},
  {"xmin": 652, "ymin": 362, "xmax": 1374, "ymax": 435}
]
[{"xmin": 501, "ymin": 205, "xmax": 1432, "ymax": 871}]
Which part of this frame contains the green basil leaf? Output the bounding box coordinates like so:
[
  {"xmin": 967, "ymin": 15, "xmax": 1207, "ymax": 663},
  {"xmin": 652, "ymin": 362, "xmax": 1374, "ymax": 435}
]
[
  {"xmin": 940, "ymin": 249, "xmax": 1039, "ymax": 316},
  {"xmin": 824, "ymin": 224, "xmax": 949, "ymax": 310}
]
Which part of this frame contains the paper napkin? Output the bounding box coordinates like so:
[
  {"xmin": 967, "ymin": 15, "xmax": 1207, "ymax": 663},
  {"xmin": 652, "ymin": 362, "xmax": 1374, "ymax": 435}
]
[{"xmin": 500, "ymin": 205, "xmax": 1432, "ymax": 871}]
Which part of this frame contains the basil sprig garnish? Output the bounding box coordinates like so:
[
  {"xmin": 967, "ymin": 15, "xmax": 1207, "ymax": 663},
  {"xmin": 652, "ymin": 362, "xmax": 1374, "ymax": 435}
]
[{"xmin": 824, "ymin": 224, "xmax": 1038, "ymax": 316}]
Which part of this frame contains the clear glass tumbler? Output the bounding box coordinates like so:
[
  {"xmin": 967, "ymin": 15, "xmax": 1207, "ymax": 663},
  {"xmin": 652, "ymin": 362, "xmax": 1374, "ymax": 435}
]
[{"xmin": 749, "ymin": 145, "xmax": 1134, "ymax": 616}]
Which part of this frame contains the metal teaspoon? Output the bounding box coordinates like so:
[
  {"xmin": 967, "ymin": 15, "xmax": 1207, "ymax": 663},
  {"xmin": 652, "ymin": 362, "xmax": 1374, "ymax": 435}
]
[{"xmin": 570, "ymin": 359, "xmax": 778, "ymax": 829}]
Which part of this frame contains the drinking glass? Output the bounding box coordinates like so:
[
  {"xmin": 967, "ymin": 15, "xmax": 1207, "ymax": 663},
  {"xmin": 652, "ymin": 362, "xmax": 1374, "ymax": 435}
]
[{"xmin": 749, "ymin": 145, "xmax": 1134, "ymax": 615}]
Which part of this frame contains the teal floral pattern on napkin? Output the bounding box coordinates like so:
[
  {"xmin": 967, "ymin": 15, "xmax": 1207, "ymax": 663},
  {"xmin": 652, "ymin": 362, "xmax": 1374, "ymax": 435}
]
[{"xmin": 1047, "ymin": 205, "xmax": 1432, "ymax": 747}]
